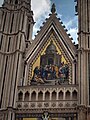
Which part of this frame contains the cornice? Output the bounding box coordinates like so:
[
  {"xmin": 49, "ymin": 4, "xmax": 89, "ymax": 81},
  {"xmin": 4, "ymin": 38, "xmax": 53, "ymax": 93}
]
[
  {"xmin": 0, "ymin": 49, "xmax": 24, "ymax": 55},
  {"xmin": 1, "ymin": 4, "xmax": 32, "ymax": 13},
  {"xmin": 78, "ymin": 31, "xmax": 90, "ymax": 35},
  {"xmin": 16, "ymin": 107, "xmax": 77, "ymax": 114},
  {"xmin": 0, "ymin": 30, "xmax": 26, "ymax": 38}
]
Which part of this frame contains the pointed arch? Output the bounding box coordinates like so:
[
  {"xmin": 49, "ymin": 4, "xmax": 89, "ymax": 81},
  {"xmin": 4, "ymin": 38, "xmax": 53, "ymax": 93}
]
[
  {"xmin": 52, "ymin": 91, "xmax": 56, "ymax": 100},
  {"xmin": 38, "ymin": 91, "xmax": 43, "ymax": 100},
  {"xmin": 15, "ymin": 0, "xmax": 18, "ymax": 4},
  {"xmin": 45, "ymin": 91, "xmax": 50, "ymax": 100},
  {"xmin": 18, "ymin": 91, "xmax": 23, "ymax": 101},
  {"xmin": 24, "ymin": 91, "xmax": 29, "ymax": 101},
  {"xmin": 31, "ymin": 91, "xmax": 36, "ymax": 101},
  {"xmin": 72, "ymin": 90, "xmax": 77, "ymax": 100},
  {"xmin": 59, "ymin": 91, "xmax": 63, "ymax": 100},
  {"xmin": 66, "ymin": 90, "xmax": 70, "ymax": 100}
]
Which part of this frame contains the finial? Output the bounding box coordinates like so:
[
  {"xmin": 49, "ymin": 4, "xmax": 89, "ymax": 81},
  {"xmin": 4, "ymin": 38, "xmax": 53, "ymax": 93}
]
[{"xmin": 51, "ymin": 3, "xmax": 56, "ymax": 14}]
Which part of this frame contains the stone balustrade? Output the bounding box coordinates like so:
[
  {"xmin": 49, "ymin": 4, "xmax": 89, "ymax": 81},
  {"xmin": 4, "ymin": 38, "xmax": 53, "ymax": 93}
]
[{"xmin": 16, "ymin": 84, "xmax": 78, "ymax": 110}]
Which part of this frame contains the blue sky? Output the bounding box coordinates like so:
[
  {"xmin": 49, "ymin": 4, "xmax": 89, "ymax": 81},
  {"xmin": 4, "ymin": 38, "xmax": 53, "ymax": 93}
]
[{"xmin": 0, "ymin": 0, "xmax": 78, "ymax": 43}]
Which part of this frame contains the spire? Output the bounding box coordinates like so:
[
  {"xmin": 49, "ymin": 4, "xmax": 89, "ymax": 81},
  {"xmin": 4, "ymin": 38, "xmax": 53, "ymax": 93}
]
[{"xmin": 51, "ymin": 3, "xmax": 56, "ymax": 14}]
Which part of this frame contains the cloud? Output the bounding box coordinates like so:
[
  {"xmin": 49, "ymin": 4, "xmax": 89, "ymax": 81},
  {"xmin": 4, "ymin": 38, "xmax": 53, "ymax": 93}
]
[
  {"xmin": 31, "ymin": 1, "xmax": 78, "ymax": 43},
  {"xmin": 65, "ymin": 16, "xmax": 78, "ymax": 29},
  {"xmin": 31, "ymin": 0, "xmax": 51, "ymax": 39},
  {"xmin": 0, "ymin": 0, "xmax": 3, "ymax": 6},
  {"xmin": 57, "ymin": 13, "xmax": 62, "ymax": 19},
  {"xmin": 63, "ymin": 16, "xmax": 78, "ymax": 43},
  {"xmin": 68, "ymin": 27, "xmax": 78, "ymax": 44},
  {"xmin": 31, "ymin": 0, "xmax": 51, "ymax": 21}
]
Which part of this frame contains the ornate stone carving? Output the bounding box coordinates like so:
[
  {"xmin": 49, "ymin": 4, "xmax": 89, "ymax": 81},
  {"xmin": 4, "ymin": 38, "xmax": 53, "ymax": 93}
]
[
  {"xmin": 77, "ymin": 105, "xmax": 87, "ymax": 113},
  {"xmin": 65, "ymin": 103, "xmax": 70, "ymax": 107},
  {"xmin": 17, "ymin": 103, "xmax": 22, "ymax": 108},
  {"xmin": 38, "ymin": 103, "xmax": 42, "ymax": 108},
  {"xmin": 51, "ymin": 103, "xmax": 56, "ymax": 107},
  {"xmin": 24, "ymin": 103, "xmax": 28, "ymax": 108},
  {"xmin": 58, "ymin": 103, "xmax": 63, "ymax": 107},
  {"xmin": 72, "ymin": 103, "xmax": 77, "ymax": 107},
  {"xmin": 31, "ymin": 103, "xmax": 35, "ymax": 108},
  {"xmin": 44, "ymin": 103, "xmax": 49, "ymax": 107}
]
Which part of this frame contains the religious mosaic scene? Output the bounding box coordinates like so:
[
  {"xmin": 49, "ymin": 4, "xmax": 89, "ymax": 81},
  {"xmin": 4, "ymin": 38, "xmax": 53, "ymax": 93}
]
[{"xmin": 31, "ymin": 41, "xmax": 69, "ymax": 85}]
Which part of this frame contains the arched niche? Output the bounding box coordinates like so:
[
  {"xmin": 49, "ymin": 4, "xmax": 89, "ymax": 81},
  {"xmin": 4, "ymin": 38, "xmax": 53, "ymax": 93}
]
[
  {"xmin": 18, "ymin": 91, "xmax": 23, "ymax": 101},
  {"xmin": 45, "ymin": 91, "xmax": 50, "ymax": 100},
  {"xmin": 72, "ymin": 90, "xmax": 77, "ymax": 100},
  {"xmin": 31, "ymin": 91, "xmax": 36, "ymax": 101},
  {"xmin": 38, "ymin": 91, "xmax": 43, "ymax": 100},
  {"xmin": 59, "ymin": 91, "xmax": 63, "ymax": 100},
  {"xmin": 52, "ymin": 91, "xmax": 56, "ymax": 100},
  {"xmin": 24, "ymin": 91, "xmax": 29, "ymax": 101},
  {"xmin": 66, "ymin": 91, "xmax": 70, "ymax": 100},
  {"xmin": 15, "ymin": 0, "xmax": 18, "ymax": 4}
]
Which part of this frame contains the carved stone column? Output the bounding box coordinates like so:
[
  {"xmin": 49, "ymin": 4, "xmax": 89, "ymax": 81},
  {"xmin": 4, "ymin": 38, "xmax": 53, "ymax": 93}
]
[
  {"xmin": 0, "ymin": 107, "xmax": 16, "ymax": 120},
  {"xmin": 77, "ymin": 105, "xmax": 87, "ymax": 120},
  {"xmin": 87, "ymin": 107, "xmax": 90, "ymax": 120}
]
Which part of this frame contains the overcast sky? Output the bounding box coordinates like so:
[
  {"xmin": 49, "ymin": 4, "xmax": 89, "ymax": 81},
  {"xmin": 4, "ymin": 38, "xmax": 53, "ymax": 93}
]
[{"xmin": 0, "ymin": 0, "xmax": 78, "ymax": 43}]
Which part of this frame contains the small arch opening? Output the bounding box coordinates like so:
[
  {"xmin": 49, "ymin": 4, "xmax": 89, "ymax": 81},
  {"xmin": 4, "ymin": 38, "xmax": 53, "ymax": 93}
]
[
  {"xmin": 18, "ymin": 91, "xmax": 23, "ymax": 101},
  {"xmin": 24, "ymin": 91, "xmax": 29, "ymax": 101},
  {"xmin": 59, "ymin": 91, "xmax": 63, "ymax": 100},
  {"xmin": 66, "ymin": 91, "xmax": 70, "ymax": 100},
  {"xmin": 72, "ymin": 90, "xmax": 77, "ymax": 100},
  {"xmin": 31, "ymin": 91, "xmax": 36, "ymax": 101},
  {"xmin": 38, "ymin": 91, "xmax": 43, "ymax": 101},
  {"xmin": 15, "ymin": 0, "xmax": 18, "ymax": 4},
  {"xmin": 52, "ymin": 91, "xmax": 56, "ymax": 100},
  {"xmin": 45, "ymin": 91, "xmax": 50, "ymax": 100}
]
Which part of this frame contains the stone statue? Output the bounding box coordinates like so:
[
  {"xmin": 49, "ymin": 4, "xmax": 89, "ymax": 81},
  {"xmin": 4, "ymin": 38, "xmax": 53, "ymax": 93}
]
[{"xmin": 42, "ymin": 112, "xmax": 49, "ymax": 120}]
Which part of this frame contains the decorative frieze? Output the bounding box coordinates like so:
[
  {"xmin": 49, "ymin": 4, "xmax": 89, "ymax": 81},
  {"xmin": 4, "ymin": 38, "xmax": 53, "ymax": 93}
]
[
  {"xmin": 77, "ymin": 105, "xmax": 87, "ymax": 113},
  {"xmin": 17, "ymin": 101, "xmax": 78, "ymax": 110}
]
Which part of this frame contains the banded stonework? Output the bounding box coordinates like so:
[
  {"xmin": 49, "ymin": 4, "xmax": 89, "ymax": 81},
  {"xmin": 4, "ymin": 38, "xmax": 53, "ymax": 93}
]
[{"xmin": 0, "ymin": 0, "xmax": 90, "ymax": 120}]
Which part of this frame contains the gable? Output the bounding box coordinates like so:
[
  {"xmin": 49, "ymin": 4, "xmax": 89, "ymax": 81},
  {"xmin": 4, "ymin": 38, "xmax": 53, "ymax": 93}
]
[
  {"xmin": 26, "ymin": 13, "xmax": 77, "ymax": 62},
  {"xmin": 25, "ymin": 12, "xmax": 77, "ymax": 84}
]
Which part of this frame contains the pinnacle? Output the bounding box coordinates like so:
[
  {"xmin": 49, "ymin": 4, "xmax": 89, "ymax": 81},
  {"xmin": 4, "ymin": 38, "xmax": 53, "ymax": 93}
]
[{"xmin": 51, "ymin": 3, "xmax": 56, "ymax": 14}]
